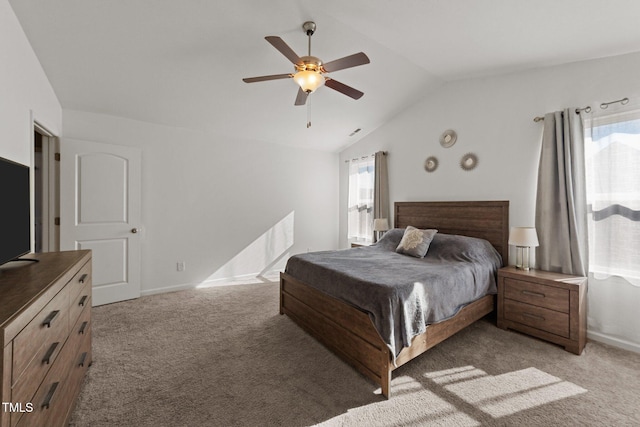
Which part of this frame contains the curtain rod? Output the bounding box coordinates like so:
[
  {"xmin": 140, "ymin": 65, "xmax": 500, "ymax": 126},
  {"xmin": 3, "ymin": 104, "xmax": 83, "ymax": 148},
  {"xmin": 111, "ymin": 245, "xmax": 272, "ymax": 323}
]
[
  {"xmin": 533, "ymin": 105, "xmax": 591, "ymax": 122},
  {"xmin": 533, "ymin": 96, "xmax": 629, "ymax": 122},
  {"xmin": 600, "ymin": 97, "xmax": 629, "ymax": 109},
  {"xmin": 344, "ymin": 151, "xmax": 387, "ymax": 163}
]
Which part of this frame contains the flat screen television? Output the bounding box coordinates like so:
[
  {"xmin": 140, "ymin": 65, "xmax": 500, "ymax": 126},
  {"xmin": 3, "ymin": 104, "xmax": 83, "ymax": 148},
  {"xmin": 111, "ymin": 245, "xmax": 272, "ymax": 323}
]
[{"xmin": 0, "ymin": 156, "xmax": 31, "ymax": 266}]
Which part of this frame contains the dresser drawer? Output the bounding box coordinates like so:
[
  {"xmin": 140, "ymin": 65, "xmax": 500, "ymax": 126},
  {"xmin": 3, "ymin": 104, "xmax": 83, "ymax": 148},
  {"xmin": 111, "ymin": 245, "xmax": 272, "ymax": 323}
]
[
  {"xmin": 504, "ymin": 299, "xmax": 569, "ymax": 338},
  {"xmin": 67, "ymin": 261, "xmax": 91, "ymax": 305},
  {"xmin": 67, "ymin": 321, "xmax": 92, "ymax": 407},
  {"xmin": 10, "ymin": 333, "xmax": 67, "ymax": 416},
  {"xmin": 14, "ymin": 329, "xmax": 77, "ymax": 427},
  {"xmin": 69, "ymin": 279, "xmax": 91, "ymax": 328},
  {"xmin": 504, "ymin": 277, "xmax": 569, "ymax": 313},
  {"xmin": 68, "ymin": 302, "xmax": 91, "ymax": 353},
  {"xmin": 12, "ymin": 285, "xmax": 70, "ymax": 384}
]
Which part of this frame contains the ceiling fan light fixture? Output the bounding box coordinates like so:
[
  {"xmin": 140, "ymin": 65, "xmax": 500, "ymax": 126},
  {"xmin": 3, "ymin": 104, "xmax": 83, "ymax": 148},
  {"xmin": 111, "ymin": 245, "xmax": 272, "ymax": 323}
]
[
  {"xmin": 293, "ymin": 70, "xmax": 325, "ymax": 93},
  {"xmin": 243, "ymin": 21, "xmax": 369, "ymax": 106}
]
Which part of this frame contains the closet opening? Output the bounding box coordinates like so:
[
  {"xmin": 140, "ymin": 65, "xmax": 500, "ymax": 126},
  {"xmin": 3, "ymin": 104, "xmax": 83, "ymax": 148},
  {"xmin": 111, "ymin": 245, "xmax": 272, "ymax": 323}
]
[{"xmin": 33, "ymin": 124, "xmax": 59, "ymax": 253}]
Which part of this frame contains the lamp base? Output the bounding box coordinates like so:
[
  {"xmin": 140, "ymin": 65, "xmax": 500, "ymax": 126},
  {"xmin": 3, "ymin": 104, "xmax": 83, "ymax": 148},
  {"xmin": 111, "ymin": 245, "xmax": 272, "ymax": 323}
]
[{"xmin": 515, "ymin": 246, "xmax": 532, "ymax": 271}]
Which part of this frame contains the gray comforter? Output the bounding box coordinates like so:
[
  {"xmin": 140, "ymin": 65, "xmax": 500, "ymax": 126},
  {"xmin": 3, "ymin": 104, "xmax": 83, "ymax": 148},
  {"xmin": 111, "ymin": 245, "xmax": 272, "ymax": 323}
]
[{"xmin": 284, "ymin": 229, "xmax": 502, "ymax": 359}]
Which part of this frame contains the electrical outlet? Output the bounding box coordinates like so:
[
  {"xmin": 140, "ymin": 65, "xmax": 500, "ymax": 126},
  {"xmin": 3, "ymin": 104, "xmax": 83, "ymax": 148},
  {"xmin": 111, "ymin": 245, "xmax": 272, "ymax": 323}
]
[{"xmin": 177, "ymin": 261, "xmax": 185, "ymax": 272}]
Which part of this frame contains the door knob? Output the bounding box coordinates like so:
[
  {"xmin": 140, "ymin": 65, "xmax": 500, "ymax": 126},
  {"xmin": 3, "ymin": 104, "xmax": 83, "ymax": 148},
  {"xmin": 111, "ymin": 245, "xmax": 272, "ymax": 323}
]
[{"xmin": 131, "ymin": 228, "xmax": 139, "ymax": 234}]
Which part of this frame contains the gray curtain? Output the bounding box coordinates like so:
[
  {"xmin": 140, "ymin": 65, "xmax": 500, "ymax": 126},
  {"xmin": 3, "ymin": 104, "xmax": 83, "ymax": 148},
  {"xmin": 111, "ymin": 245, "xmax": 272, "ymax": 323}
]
[
  {"xmin": 373, "ymin": 151, "xmax": 389, "ymax": 242},
  {"xmin": 535, "ymin": 109, "xmax": 589, "ymax": 276}
]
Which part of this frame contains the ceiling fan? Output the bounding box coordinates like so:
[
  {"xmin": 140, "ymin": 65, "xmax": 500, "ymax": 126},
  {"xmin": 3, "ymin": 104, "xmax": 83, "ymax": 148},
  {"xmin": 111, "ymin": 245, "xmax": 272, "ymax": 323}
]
[{"xmin": 243, "ymin": 21, "xmax": 370, "ymax": 107}]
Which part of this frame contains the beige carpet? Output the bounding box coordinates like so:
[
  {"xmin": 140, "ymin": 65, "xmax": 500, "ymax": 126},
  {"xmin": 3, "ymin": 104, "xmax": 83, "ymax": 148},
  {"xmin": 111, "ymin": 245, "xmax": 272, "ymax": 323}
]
[{"xmin": 70, "ymin": 281, "xmax": 640, "ymax": 427}]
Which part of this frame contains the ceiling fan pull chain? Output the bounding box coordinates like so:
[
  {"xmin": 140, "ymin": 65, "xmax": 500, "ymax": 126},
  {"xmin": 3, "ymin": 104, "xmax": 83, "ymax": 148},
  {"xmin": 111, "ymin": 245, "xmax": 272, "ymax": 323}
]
[{"xmin": 307, "ymin": 96, "xmax": 312, "ymax": 128}]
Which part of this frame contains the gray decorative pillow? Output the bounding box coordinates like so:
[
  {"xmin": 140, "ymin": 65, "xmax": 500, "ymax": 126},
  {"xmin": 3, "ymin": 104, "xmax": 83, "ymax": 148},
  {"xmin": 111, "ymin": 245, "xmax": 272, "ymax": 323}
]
[{"xmin": 396, "ymin": 226, "xmax": 438, "ymax": 258}]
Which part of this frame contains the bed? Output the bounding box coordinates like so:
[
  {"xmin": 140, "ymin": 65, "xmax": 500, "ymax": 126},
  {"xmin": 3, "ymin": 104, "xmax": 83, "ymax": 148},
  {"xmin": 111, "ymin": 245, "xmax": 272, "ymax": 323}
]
[{"xmin": 279, "ymin": 201, "xmax": 509, "ymax": 398}]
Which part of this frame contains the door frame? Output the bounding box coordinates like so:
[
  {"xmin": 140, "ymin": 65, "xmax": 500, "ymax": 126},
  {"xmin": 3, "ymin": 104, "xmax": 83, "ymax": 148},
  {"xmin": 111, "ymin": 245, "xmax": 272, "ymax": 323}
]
[{"xmin": 31, "ymin": 116, "xmax": 60, "ymax": 253}]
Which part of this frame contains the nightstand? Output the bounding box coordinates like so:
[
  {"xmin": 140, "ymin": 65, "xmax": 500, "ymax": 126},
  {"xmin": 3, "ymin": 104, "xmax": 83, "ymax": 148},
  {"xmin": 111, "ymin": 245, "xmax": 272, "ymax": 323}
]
[
  {"xmin": 497, "ymin": 266, "xmax": 587, "ymax": 354},
  {"xmin": 350, "ymin": 242, "xmax": 370, "ymax": 248}
]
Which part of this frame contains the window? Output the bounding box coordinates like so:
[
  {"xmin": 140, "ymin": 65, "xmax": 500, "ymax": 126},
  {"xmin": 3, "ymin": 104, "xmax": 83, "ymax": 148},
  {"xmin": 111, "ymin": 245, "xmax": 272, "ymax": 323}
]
[
  {"xmin": 347, "ymin": 156, "xmax": 374, "ymax": 243},
  {"xmin": 584, "ymin": 110, "xmax": 640, "ymax": 285}
]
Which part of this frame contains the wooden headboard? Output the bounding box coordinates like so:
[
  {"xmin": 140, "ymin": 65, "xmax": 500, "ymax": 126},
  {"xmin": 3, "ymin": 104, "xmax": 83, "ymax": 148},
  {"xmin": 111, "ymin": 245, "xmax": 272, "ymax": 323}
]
[{"xmin": 394, "ymin": 201, "xmax": 509, "ymax": 265}]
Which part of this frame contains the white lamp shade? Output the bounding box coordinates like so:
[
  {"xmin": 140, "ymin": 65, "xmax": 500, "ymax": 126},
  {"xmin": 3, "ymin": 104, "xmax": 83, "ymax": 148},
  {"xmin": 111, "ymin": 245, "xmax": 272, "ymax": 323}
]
[
  {"xmin": 293, "ymin": 70, "xmax": 325, "ymax": 93},
  {"xmin": 509, "ymin": 227, "xmax": 539, "ymax": 247},
  {"xmin": 373, "ymin": 218, "xmax": 390, "ymax": 232}
]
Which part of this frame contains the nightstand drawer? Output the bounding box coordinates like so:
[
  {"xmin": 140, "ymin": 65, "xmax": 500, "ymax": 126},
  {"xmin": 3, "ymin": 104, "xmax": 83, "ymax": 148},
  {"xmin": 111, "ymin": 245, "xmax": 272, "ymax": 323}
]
[
  {"xmin": 504, "ymin": 299, "xmax": 569, "ymax": 338},
  {"xmin": 504, "ymin": 278, "xmax": 569, "ymax": 313}
]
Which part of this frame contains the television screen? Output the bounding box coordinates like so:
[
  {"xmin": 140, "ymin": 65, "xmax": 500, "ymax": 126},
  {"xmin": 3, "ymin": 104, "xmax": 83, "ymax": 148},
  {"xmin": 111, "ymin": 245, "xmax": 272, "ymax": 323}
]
[{"xmin": 0, "ymin": 156, "xmax": 31, "ymax": 265}]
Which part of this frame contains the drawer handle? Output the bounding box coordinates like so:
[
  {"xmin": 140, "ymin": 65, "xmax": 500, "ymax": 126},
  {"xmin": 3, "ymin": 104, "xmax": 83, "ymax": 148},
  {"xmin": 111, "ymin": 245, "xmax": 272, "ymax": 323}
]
[
  {"xmin": 79, "ymin": 295, "xmax": 88, "ymax": 306},
  {"xmin": 42, "ymin": 342, "xmax": 59, "ymax": 365},
  {"xmin": 79, "ymin": 321, "xmax": 88, "ymax": 335},
  {"xmin": 523, "ymin": 312, "xmax": 545, "ymax": 321},
  {"xmin": 41, "ymin": 382, "xmax": 59, "ymax": 409},
  {"xmin": 79, "ymin": 273, "xmax": 88, "ymax": 284},
  {"xmin": 79, "ymin": 352, "xmax": 88, "ymax": 367},
  {"xmin": 42, "ymin": 310, "xmax": 60, "ymax": 328},
  {"xmin": 521, "ymin": 290, "xmax": 545, "ymax": 298}
]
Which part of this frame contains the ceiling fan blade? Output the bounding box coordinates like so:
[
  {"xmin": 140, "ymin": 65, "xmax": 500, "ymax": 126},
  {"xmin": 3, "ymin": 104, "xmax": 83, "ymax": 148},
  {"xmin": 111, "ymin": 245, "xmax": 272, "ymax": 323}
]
[
  {"xmin": 322, "ymin": 52, "xmax": 370, "ymax": 73},
  {"xmin": 294, "ymin": 88, "xmax": 309, "ymax": 106},
  {"xmin": 242, "ymin": 73, "xmax": 292, "ymax": 83},
  {"xmin": 265, "ymin": 36, "xmax": 303, "ymax": 65},
  {"xmin": 325, "ymin": 79, "xmax": 364, "ymax": 100}
]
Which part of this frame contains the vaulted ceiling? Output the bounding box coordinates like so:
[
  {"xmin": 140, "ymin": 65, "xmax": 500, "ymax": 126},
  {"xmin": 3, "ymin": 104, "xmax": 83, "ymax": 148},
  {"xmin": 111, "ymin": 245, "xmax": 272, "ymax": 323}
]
[{"xmin": 10, "ymin": 0, "xmax": 640, "ymax": 152}]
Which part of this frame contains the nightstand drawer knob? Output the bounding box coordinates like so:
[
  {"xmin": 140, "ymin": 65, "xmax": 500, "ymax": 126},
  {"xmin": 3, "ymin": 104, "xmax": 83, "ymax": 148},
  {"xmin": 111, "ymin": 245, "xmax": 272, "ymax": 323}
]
[
  {"xmin": 523, "ymin": 312, "xmax": 545, "ymax": 321},
  {"xmin": 522, "ymin": 290, "xmax": 545, "ymax": 298}
]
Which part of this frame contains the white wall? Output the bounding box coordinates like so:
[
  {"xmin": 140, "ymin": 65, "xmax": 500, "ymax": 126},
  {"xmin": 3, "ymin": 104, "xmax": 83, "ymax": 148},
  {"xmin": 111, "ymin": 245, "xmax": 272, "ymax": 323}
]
[
  {"xmin": 63, "ymin": 110, "xmax": 338, "ymax": 295},
  {"xmin": 340, "ymin": 52, "xmax": 640, "ymax": 352},
  {"xmin": 4, "ymin": 0, "xmax": 338, "ymax": 300},
  {"xmin": 0, "ymin": 0, "xmax": 61, "ymax": 164}
]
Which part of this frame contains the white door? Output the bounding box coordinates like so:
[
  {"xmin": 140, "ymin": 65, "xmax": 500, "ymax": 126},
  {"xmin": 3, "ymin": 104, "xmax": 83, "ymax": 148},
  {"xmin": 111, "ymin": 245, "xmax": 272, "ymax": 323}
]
[{"xmin": 60, "ymin": 138, "xmax": 142, "ymax": 306}]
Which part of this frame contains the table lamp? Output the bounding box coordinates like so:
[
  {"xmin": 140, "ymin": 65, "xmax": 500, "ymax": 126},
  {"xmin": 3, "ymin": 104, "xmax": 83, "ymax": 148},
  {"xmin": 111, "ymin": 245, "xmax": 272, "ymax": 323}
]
[
  {"xmin": 373, "ymin": 218, "xmax": 390, "ymax": 242},
  {"xmin": 508, "ymin": 227, "xmax": 539, "ymax": 270}
]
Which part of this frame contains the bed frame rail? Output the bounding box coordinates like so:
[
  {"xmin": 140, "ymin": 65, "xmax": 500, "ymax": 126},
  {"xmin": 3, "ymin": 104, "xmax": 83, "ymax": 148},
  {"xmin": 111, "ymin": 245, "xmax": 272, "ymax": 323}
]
[{"xmin": 280, "ymin": 273, "xmax": 392, "ymax": 395}]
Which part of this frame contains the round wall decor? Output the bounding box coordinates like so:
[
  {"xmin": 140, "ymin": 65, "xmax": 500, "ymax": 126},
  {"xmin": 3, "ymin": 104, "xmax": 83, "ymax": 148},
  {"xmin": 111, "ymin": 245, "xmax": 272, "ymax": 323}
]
[
  {"xmin": 439, "ymin": 130, "xmax": 457, "ymax": 148},
  {"xmin": 424, "ymin": 156, "xmax": 438, "ymax": 172},
  {"xmin": 460, "ymin": 153, "xmax": 478, "ymax": 171}
]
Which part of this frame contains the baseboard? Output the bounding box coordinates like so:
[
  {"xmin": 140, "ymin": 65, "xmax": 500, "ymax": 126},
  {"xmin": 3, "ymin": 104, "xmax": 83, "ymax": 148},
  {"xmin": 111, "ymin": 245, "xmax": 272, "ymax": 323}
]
[
  {"xmin": 141, "ymin": 282, "xmax": 195, "ymax": 297},
  {"xmin": 587, "ymin": 330, "xmax": 640, "ymax": 354},
  {"xmin": 140, "ymin": 270, "xmax": 282, "ymax": 297}
]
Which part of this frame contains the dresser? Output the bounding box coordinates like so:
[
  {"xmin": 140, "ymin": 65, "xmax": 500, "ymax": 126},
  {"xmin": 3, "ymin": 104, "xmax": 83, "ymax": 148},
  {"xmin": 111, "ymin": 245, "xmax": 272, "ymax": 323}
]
[
  {"xmin": 0, "ymin": 250, "xmax": 92, "ymax": 427},
  {"xmin": 497, "ymin": 266, "xmax": 587, "ymax": 355}
]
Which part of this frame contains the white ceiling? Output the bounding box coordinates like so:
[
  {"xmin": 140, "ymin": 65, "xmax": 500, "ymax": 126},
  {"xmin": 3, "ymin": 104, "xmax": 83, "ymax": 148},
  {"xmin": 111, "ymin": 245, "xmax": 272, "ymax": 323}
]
[{"xmin": 10, "ymin": 0, "xmax": 640, "ymax": 152}]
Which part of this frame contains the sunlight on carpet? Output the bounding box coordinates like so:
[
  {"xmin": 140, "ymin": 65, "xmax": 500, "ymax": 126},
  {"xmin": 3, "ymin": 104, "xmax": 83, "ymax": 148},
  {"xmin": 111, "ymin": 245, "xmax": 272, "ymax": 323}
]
[
  {"xmin": 424, "ymin": 366, "xmax": 588, "ymax": 418},
  {"xmin": 317, "ymin": 385, "xmax": 482, "ymax": 427},
  {"xmin": 194, "ymin": 272, "xmax": 280, "ymax": 288}
]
